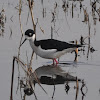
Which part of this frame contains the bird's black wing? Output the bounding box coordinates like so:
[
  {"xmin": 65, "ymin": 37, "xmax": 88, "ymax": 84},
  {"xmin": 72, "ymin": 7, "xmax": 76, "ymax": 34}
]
[{"xmin": 34, "ymin": 39, "xmax": 81, "ymax": 51}]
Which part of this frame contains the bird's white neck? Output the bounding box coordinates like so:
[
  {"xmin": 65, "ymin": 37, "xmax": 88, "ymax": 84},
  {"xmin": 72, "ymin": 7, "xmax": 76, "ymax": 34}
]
[{"xmin": 30, "ymin": 34, "xmax": 36, "ymax": 42}]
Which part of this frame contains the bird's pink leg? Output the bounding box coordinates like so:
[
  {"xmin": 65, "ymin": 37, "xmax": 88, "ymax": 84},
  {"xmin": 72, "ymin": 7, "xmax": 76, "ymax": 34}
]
[
  {"xmin": 53, "ymin": 59, "xmax": 55, "ymax": 65},
  {"xmin": 53, "ymin": 58, "xmax": 58, "ymax": 66},
  {"xmin": 52, "ymin": 58, "xmax": 59, "ymax": 66},
  {"xmin": 54, "ymin": 58, "xmax": 59, "ymax": 64}
]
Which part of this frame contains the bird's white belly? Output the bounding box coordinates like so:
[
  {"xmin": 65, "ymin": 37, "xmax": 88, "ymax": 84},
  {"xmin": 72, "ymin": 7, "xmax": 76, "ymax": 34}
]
[{"xmin": 54, "ymin": 48, "xmax": 76, "ymax": 58}]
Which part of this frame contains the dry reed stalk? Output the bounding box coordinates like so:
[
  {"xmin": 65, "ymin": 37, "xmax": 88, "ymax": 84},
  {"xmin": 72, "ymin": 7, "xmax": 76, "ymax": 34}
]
[
  {"xmin": 9, "ymin": 26, "xmax": 12, "ymax": 39},
  {"xmin": 28, "ymin": 0, "xmax": 35, "ymax": 31},
  {"xmin": 87, "ymin": 16, "xmax": 91, "ymax": 59},
  {"xmin": 10, "ymin": 57, "xmax": 27, "ymax": 100},
  {"xmin": 23, "ymin": 94, "xmax": 26, "ymax": 100},
  {"xmin": 17, "ymin": 56, "xmax": 47, "ymax": 93},
  {"xmin": 10, "ymin": 57, "xmax": 15, "ymax": 100},
  {"xmin": 18, "ymin": 0, "xmax": 24, "ymax": 51},
  {"xmin": 27, "ymin": 0, "xmax": 36, "ymax": 68},
  {"xmin": 29, "ymin": 51, "xmax": 34, "ymax": 68},
  {"xmin": 75, "ymin": 77, "xmax": 79, "ymax": 100},
  {"xmin": 18, "ymin": 0, "xmax": 24, "ymax": 61},
  {"xmin": 16, "ymin": 0, "xmax": 24, "ymax": 95},
  {"xmin": 52, "ymin": 77, "xmax": 56, "ymax": 99},
  {"xmin": 32, "ymin": 70, "xmax": 48, "ymax": 94},
  {"xmin": 72, "ymin": 3, "xmax": 73, "ymax": 18},
  {"xmin": 83, "ymin": 8, "xmax": 89, "ymax": 24},
  {"xmin": 74, "ymin": 40, "xmax": 78, "ymax": 62},
  {"xmin": 10, "ymin": 56, "xmax": 47, "ymax": 99}
]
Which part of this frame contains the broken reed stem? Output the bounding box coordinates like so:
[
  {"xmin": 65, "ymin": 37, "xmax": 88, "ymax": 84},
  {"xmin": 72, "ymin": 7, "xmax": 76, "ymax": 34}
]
[
  {"xmin": 28, "ymin": 0, "xmax": 36, "ymax": 31},
  {"xmin": 92, "ymin": 1, "xmax": 100, "ymax": 17},
  {"xmin": 19, "ymin": 0, "xmax": 24, "ymax": 35},
  {"xmin": 14, "ymin": 57, "xmax": 29, "ymax": 74},
  {"xmin": 12, "ymin": 56, "xmax": 47, "ymax": 95},
  {"xmin": 18, "ymin": 0, "xmax": 24, "ymax": 59},
  {"xmin": 16, "ymin": 0, "xmax": 24, "ymax": 94},
  {"xmin": 10, "ymin": 57, "xmax": 27, "ymax": 100},
  {"xmin": 52, "ymin": 77, "xmax": 56, "ymax": 99},
  {"xmin": 23, "ymin": 94, "xmax": 26, "ymax": 100},
  {"xmin": 75, "ymin": 77, "xmax": 79, "ymax": 100},
  {"xmin": 33, "ymin": 91, "xmax": 38, "ymax": 100},
  {"xmin": 10, "ymin": 57, "xmax": 15, "ymax": 100},
  {"xmin": 52, "ymin": 85, "xmax": 55, "ymax": 99},
  {"xmin": 87, "ymin": 16, "xmax": 91, "ymax": 59},
  {"xmin": 33, "ymin": 71, "xmax": 48, "ymax": 94},
  {"xmin": 72, "ymin": 3, "xmax": 73, "ymax": 18},
  {"xmin": 27, "ymin": 0, "xmax": 36, "ymax": 67},
  {"xmin": 29, "ymin": 51, "xmax": 34, "ymax": 67}
]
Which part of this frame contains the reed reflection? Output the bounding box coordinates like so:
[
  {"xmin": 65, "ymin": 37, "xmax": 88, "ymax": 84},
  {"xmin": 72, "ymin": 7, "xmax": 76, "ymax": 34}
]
[{"xmin": 80, "ymin": 80, "xmax": 88, "ymax": 100}]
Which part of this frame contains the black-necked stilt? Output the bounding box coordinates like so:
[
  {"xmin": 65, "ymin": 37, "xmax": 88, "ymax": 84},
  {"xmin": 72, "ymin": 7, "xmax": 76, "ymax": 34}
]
[{"xmin": 20, "ymin": 29, "xmax": 82, "ymax": 65}]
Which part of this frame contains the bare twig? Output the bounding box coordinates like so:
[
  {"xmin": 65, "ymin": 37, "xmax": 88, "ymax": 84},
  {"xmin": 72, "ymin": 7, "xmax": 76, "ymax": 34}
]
[
  {"xmin": 87, "ymin": 16, "xmax": 91, "ymax": 60},
  {"xmin": 92, "ymin": 1, "xmax": 100, "ymax": 17},
  {"xmin": 18, "ymin": 0, "xmax": 24, "ymax": 58},
  {"xmin": 27, "ymin": 0, "xmax": 36, "ymax": 68},
  {"xmin": 75, "ymin": 77, "xmax": 79, "ymax": 100},
  {"xmin": 29, "ymin": 51, "xmax": 34, "ymax": 68},
  {"xmin": 9, "ymin": 26, "xmax": 12, "ymax": 39},
  {"xmin": 33, "ymin": 91, "xmax": 38, "ymax": 100},
  {"xmin": 28, "ymin": 0, "xmax": 35, "ymax": 31},
  {"xmin": 10, "ymin": 57, "xmax": 15, "ymax": 100},
  {"xmin": 26, "ymin": 11, "xmax": 30, "ymax": 25},
  {"xmin": 52, "ymin": 75, "xmax": 56, "ymax": 99},
  {"xmin": 23, "ymin": 94, "xmax": 26, "ymax": 100},
  {"xmin": 13, "ymin": 56, "xmax": 48, "ymax": 95},
  {"xmin": 16, "ymin": 0, "xmax": 24, "ymax": 94}
]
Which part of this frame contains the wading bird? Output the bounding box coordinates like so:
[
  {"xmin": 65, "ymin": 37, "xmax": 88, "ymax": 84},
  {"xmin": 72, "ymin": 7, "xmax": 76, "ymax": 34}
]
[{"xmin": 20, "ymin": 29, "xmax": 82, "ymax": 65}]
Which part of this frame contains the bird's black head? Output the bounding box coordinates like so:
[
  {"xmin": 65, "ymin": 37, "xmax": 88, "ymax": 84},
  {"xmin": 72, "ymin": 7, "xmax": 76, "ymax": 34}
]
[
  {"xmin": 20, "ymin": 29, "xmax": 35, "ymax": 47},
  {"xmin": 25, "ymin": 29, "xmax": 35, "ymax": 37}
]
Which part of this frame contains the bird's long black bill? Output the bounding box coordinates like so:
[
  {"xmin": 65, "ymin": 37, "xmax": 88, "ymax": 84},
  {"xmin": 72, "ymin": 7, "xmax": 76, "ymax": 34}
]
[{"xmin": 20, "ymin": 39, "xmax": 27, "ymax": 47}]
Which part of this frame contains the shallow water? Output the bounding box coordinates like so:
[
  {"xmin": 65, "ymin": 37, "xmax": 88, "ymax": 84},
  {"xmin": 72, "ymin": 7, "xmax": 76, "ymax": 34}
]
[{"xmin": 0, "ymin": 0, "xmax": 100, "ymax": 100}]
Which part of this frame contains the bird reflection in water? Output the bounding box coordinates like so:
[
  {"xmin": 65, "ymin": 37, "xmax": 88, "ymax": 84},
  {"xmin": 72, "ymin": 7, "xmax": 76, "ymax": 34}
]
[
  {"xmin": 20, "ymin": 64, "xmax": 82, "ymax": 99},
  {"xmin": 33, "ymin": 65, "xmax": 81, "ymax": 85}
]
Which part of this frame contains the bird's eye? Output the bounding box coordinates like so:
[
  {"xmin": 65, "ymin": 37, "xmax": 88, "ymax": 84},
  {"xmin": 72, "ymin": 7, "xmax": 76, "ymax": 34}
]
[{"xmin": 29, "ymin": 33, "xmax": 32, "ymax": 36}]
